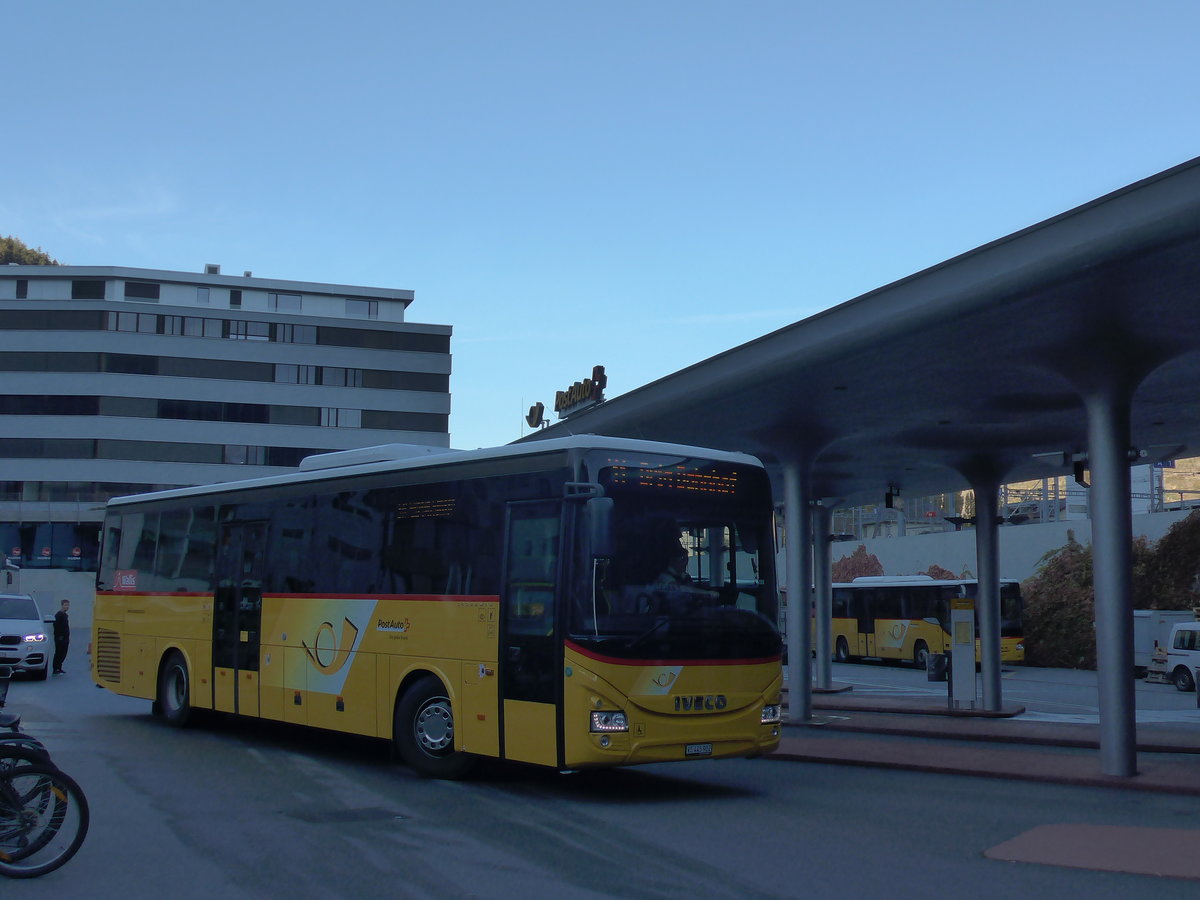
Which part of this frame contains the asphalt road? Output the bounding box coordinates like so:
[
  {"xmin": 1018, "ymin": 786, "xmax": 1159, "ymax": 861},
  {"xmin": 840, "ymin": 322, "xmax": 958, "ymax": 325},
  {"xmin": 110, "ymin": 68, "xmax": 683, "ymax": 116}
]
[{"xmin": 4, "ymin": 669, "xmax": 1200, "ymax": 898}]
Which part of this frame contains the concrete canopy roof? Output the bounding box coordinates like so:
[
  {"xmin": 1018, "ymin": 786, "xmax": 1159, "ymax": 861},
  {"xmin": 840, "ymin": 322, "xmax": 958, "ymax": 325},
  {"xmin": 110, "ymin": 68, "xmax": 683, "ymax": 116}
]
[{"xmin": 523, "ymin": 157, "xmax": 1200, "ymax": 507}]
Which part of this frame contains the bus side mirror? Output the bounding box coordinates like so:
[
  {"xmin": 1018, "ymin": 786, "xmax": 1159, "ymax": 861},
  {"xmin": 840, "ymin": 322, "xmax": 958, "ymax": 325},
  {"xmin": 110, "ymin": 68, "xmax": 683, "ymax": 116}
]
[{"xmin": 586, "ymin": 497, "xmax": 614, "ymax": 559}]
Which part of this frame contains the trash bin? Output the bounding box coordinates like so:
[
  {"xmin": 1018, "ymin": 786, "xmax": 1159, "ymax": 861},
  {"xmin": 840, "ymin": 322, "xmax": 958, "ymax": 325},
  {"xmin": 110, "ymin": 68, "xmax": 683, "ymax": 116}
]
[{"xmin": 926, "ymin": 653, "xmax": 948, "ymax": 682}]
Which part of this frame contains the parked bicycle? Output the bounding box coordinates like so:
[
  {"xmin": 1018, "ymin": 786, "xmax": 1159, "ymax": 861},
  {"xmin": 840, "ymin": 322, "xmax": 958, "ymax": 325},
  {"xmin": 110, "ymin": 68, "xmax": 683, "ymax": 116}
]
[{"xmin": 0, "ymin": 664, "xmax": 90, "ymax": 878}]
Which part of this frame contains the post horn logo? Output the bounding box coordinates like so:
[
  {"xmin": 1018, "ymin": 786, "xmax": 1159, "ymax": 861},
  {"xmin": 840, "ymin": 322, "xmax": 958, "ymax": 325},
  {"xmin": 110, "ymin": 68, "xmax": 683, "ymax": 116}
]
[{"xmin": 303, "ymin": 618, "xmax": 359, "ymax": 675}]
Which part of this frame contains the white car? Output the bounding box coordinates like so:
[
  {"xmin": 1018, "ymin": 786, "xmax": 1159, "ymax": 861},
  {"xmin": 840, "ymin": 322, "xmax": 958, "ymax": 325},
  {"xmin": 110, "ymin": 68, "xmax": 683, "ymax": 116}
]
[
  {"xmin": 0, "ymin": 593, "xmax": 51, "ymax": 681},
  {"xmin": 1166, "ymin": 620, "xmax": 1200, "ymax": 692}
]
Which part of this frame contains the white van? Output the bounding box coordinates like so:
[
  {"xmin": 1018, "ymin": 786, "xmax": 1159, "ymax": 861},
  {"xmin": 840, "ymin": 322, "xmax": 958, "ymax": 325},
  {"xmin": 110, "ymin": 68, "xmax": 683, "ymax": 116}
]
[
  {"xmin": 1165, "ymin": 620, "xmax": 1200, "ymax": 692},
  {"xmin": 0, "ymin": 593, "xmax": 51, "ymax": 681}
]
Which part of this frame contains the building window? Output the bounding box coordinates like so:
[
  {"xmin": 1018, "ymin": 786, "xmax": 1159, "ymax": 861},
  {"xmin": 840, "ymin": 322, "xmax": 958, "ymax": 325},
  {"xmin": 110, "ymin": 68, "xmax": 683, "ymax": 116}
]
[
  {"xmin": 230, "ymin": 289, "xmax": 242, "ymax": 308},
  {"xmin": 112, "ymin": 311, "xmax": 158, "ymax": 333},
  {"xmin": 196, "ymin": 287, "xmax": 210, "ymax": 304},
  {"xmin": 268, "ymin": 292, "xmax": 302, "ymax": 313},
  {"xmin": 223, "ymin": 445, "xmax": 267, "ymax": 465},
  {"xmin": 225, "ymin": 320, "xmax": 270, "ymax": 341},
  {"xmin": 317, "ymin": 326, "xmax": 449, "ymax": 353},
  {"xmin": 72, "ymin": 280, "xmax": 106, "ymax": 300},
  {"xmin": 15, "ymin": 280, "xmax": 27, "ymax": 299},
  {"xmin": 319, "ymin": 367, "xmax": 363, "ymax": 387},
  {"xmin": 124, "ymin": 281, "xmax": 161, "ymax": 300},
  {"xmin": 274, "ymin": 323, "xmax": 317, "ymax": 344},
  {"xmin": 345, "ymin": 299, "xmax": 378, "ymax": 319},
  {"xmin": 161, "ymin": 316, "xmax": 208, "ymax": 337},
  {"xmin": 275, "ymin": 364, "xmax": 319, "ymax": 384},
  {"xmin": 320, "ymin": 408, "xmax": 362, "ymax": 428}
]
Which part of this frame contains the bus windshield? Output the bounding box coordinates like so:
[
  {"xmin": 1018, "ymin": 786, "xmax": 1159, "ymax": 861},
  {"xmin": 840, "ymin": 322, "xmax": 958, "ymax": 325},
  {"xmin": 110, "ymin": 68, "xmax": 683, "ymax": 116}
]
[{"xmin": 568, "ymin": 453, "xmax": 780, "ymax": 662}]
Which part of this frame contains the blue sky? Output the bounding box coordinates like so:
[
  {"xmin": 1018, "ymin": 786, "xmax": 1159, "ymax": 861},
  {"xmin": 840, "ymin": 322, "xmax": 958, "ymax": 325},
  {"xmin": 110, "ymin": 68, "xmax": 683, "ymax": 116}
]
[{"xmin": 7, "ymin": 1, "xmax": 1200, "ymax": 451}]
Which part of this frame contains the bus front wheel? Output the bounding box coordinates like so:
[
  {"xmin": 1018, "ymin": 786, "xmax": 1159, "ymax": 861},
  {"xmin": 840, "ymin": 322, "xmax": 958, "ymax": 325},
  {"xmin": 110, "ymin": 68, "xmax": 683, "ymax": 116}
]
[
  {"xmin": 394, "ymin": 675, "xmax": 476, "ymax": 779},
  {"xmin": 157, "ymin": 651, "xmax": 192, "ymax": 727},
  {"xmin": 913, "ymin": 641, "xmax": 930, "ymax": 669}
]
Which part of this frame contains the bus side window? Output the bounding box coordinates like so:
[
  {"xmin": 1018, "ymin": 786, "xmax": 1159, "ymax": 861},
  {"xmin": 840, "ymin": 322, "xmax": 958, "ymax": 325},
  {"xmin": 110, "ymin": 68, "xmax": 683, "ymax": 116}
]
[{"xmin": 875, "ymin": 588, "xmax": 900, "ymax": 620}]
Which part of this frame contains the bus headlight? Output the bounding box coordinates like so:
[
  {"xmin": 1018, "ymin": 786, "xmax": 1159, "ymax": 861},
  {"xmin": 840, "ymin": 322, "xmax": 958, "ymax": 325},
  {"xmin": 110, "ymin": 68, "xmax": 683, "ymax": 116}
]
[
  {"xmin": 761, "ymin": 704, "xmax": 782, "ymax": 724},
  {"xmin": 590, "ymin": 710, "xmax": 629, "ymax": 733}
]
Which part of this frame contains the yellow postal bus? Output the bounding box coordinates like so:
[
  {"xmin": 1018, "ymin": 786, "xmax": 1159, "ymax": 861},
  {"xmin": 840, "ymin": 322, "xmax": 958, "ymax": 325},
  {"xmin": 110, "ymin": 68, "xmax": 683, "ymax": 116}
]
[
  {"xmin": 93, "ymin": 436, "xmax": 782, "ymax": 777},
  {"xmin": 829, "ymin": 575, "xmax": 1025, "ymax": 667}
]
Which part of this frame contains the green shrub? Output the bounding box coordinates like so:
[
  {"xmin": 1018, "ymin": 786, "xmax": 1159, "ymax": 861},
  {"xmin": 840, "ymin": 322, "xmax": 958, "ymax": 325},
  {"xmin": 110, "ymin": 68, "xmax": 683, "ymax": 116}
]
[{"xmin": 1022, "ymin": 512, "xmax": 1200, "ymax": 668}]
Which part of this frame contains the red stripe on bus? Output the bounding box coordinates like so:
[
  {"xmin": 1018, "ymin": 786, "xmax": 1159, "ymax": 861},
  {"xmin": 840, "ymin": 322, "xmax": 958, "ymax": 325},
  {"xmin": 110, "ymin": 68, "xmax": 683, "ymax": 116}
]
[
  {"xmin": 96, "ymin": 591, "xmax": 211, "ymax": 597},
  {"xmin": 261, "ymin": 594, "xmax": 499, "ymax": 602},
  {"xmin": 565, "ymin": 639, "xmax": 780, "ymax": 668},
  {"xmin": 96, "ymin": 591, "xmax": 498, "ymax": 602}
]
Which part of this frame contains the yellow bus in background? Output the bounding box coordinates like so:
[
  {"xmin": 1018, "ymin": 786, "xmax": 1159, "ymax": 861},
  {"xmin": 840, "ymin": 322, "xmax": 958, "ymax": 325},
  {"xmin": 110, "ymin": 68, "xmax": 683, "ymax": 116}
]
[
  {"xmin": 93, "ymin": 436, "xmax": 782, "ymax": 777},
  {"xmin": 829, "ymin": 575, "xmax": 1025, "ymax": 667}
]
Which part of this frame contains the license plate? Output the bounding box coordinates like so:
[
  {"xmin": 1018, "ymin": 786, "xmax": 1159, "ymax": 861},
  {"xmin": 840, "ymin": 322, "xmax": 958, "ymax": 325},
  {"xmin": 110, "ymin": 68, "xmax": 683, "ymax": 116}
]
[{"xmin": 685, "ymin": 743, "xmax": 713, "ymax": 757}]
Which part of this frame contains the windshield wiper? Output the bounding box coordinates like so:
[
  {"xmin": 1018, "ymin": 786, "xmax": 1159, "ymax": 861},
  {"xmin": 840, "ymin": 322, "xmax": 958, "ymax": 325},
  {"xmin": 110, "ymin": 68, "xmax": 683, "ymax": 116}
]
[{"xmin": 626, "ymin": 616, "xmax": 670, "ymax": 652}]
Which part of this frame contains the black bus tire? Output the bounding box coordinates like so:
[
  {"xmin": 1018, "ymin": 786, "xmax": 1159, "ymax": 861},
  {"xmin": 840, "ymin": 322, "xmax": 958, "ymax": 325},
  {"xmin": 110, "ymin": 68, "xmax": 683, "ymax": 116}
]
[
  {"xmin": 835, "ymin": 637, "xmax": 850, "ymax": 663},
  {"xmin": 157, "ymin": 651, "xmax": 192, "ymax": 727},
  {"xmin": 913, "ymin": 640, "xmax": 930, "ymax": 669},
  {"xmin": 394, "ymin": 675, "xmax": 476, "ymax": 779}
]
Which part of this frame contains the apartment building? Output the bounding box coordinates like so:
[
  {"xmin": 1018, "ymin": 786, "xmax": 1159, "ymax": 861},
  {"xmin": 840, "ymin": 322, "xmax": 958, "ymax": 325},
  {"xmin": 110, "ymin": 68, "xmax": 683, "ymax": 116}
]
[{"xmin": 0, "ymin": 264, "xmax": 451, "ymax": 572}]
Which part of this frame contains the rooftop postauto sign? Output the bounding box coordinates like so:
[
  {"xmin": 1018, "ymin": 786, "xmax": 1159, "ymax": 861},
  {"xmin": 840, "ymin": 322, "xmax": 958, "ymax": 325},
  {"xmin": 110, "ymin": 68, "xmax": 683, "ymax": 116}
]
[
  {"xmin": 555, "ymin": 365, "xmax": 607, "ymax": 418},
  {"xmin": 527, "ymin": 365, "xmax": 608, "ymax": 427}
]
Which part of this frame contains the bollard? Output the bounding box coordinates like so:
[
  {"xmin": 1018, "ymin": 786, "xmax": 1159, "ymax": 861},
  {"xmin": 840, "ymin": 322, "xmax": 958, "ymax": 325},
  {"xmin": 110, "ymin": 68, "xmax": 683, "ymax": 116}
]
[{"xmin": 926, "ymin": 653, "xmax": 948, "ymax": 682}]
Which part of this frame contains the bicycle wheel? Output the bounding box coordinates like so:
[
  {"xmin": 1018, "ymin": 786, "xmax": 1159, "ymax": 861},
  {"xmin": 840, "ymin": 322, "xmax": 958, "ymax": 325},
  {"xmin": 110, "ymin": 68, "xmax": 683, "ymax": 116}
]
[
  {"xmin": 0, "ymin": 743, "xmax": 52, "ymax": 775},
  {"xmin": 0, "ymin": 763, "xmax": 89, "ymax": 878},
  {"xmin": 0, "ymin": 734, "xmax": 50, "ymax": 763}
]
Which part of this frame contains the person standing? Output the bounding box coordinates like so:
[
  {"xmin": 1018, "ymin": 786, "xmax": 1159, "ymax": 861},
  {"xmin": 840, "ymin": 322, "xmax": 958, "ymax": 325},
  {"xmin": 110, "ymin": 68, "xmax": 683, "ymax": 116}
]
[{"xmin": 52, "ymin": 599, "xmax": 70, "ymax": 675}]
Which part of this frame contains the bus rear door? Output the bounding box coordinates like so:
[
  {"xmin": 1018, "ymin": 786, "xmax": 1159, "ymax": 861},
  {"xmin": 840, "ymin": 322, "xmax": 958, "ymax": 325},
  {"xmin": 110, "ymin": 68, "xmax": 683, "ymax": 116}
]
[{"xmin": 213, "ymin": 521, "xmax": 265, "ymax": 717}]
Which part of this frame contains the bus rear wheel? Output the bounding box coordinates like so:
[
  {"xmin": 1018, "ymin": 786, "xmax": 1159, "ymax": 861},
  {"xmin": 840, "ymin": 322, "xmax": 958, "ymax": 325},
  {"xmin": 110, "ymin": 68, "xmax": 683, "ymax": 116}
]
[
  {"xmin": 834, "ymin": 637, "xmax": 850, "ymax": 663},
  {"xmin": 394, "ymin": 675, "xmax": 476, "ymax": 779},
  {"xmin": 157, "ymin": 651, "xmax": 192, "ymax": 727}
]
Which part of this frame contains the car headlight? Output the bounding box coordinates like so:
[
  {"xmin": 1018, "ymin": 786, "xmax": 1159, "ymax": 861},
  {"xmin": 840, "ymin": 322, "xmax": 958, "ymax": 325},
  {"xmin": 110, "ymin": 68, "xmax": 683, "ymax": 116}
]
[
  {"xmin": 23, "ymin": 632, "xmax": 46, "ymax": 643},
  {"xmin": 761, "ymin": 704, "xmax": 782, "ymax": 724},
  {"xmin": 590, "ymin": 710, "xmax": 629, "ymax": 733}
]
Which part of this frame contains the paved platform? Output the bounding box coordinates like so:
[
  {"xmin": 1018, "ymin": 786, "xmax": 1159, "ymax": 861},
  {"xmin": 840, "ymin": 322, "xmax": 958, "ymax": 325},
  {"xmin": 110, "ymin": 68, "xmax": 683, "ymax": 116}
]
[
  {"xmin": 771, "ymin": 690, "xmax": 1200, "ymax": 882},
  {"xmin": 770, "ymin": 689, "xmax": 1200, "ymax": 796}
]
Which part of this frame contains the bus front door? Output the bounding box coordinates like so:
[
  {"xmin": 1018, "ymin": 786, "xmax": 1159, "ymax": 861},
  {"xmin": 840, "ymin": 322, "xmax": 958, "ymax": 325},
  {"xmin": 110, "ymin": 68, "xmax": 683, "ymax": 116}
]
[
  {"xmin": 213, "ymin": 522, "xmax": 266, "ymax": 717},
  {"xmin": 500, "ymin": 501, "xmax": 561, "ymax": 768}
]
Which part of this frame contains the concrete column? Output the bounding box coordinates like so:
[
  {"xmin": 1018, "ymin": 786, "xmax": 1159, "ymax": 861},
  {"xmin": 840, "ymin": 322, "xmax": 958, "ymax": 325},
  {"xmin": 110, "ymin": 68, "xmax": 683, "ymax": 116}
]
[
  {"xmin": 812, "ymin": 502, "xmax": 834, "ymax": 691},
  {"xmin": 782, "ymin": 460, "xmax": 813, "ymax": 722},
  {"xmin": 970, "ymin": 476, "xmax": 1003, "ymax": 711},
  {"xmin": 1086, "ymin": 383, "xmax": 1138, "ymax": 777}
]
